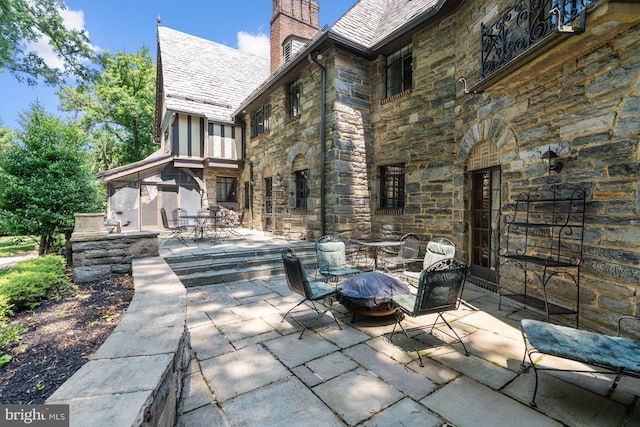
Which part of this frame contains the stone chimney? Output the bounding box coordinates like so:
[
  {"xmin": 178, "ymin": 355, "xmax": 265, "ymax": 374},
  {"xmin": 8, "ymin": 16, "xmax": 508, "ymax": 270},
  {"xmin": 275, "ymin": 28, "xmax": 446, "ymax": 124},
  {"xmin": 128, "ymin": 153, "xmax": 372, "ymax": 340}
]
[{"xmin": 270, "ymin": 0, "xmax": 320, "ymax": 73}]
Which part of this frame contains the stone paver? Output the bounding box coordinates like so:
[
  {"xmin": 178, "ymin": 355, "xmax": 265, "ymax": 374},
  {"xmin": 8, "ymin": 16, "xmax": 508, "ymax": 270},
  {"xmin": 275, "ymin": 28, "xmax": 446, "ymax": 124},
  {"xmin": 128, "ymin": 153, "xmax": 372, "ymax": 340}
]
[
  {"xmin": 167, "ymin": 235, "xmax": 640, "ymax": 427},
  {"xmin": 221, "ymin": 377, "xmax": 343, "ymax": 427},
  {"xmin": 199, "ymin": 344, "xmax": 290, "ymax": 402},
  {"xmin": 263, "ymin": 331, "xmax": 340, "ymax": 368},
  {"xmin": 421, "ymin": 376, "xmax": 562, "ymax": 427},
  {"xmin": 363, "ymin": 397, "xmax": 441, "ymax": 427},
  {"xmin": 313, "ymin": 368, "xmax": 405, "ymax": 425}
]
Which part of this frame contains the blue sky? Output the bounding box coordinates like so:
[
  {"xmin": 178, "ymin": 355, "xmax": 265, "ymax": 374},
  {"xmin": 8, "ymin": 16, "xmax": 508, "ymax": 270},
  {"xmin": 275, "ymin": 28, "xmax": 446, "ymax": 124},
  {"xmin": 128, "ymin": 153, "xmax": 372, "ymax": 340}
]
[{"xmin": 0, "ymin": 1, "xmax": 351, "ymax": 130}]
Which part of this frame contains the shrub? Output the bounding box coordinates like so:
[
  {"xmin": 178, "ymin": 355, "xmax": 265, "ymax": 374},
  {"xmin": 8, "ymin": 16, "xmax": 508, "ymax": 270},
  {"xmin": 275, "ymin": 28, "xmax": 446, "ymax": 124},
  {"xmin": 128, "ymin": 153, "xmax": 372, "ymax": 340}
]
[{"xmin": 0, "ymin": 255, "xmax": 73, "ymax": 319}]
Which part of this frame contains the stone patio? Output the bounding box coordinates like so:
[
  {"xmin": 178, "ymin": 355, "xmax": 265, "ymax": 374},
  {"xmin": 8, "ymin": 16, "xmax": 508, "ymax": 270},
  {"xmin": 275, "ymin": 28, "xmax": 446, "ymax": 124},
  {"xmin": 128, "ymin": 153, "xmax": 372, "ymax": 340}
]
[{"xmin": 159, "ymin": 231, "xmax": 640, "ymax": 427}]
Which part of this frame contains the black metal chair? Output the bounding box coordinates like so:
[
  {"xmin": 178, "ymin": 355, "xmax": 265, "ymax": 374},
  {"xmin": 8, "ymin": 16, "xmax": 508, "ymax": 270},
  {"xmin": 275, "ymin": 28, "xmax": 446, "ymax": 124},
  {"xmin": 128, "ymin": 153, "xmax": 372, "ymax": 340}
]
[
  {"xmin": 315, "ymin": 235, "xmax": 361, "ymax": 282},
  {"xmin": 390, "ymin": 258, "xmax": 469, "ymax": 366},
  {"xmin": 160, "ymin": 207, "xmax": 188, "ymax": 245},
  {"xmin": 281, "ymin": 248, "xmax": 342, "ymax": 339}
]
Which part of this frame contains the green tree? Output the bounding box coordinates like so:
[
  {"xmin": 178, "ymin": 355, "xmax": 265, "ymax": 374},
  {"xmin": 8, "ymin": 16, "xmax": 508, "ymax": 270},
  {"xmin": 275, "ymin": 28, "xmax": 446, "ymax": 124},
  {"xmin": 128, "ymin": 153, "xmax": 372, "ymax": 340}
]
[
  {"xmin": 0, "ymin": 104, "xmax": 103, "ymax": 254},
  {"xmin": 0, "ymin": 120, "xmax": 15, "ymax": 152},
  {"xmin": 0, "ymin": 0, "xmax": 95, "ymax": 86},
  {"xmin": 59, "ymin": 47, "xmax": 156, "ymax": 170}
]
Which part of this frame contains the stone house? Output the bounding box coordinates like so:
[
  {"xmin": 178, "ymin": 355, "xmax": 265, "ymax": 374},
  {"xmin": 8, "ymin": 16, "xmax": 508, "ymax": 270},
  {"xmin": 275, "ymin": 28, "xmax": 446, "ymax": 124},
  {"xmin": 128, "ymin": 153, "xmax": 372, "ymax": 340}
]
[
  {"xmin": 235, "ymin": 0, "xmax": 640, "ymax": 334},
  {"xmin": 104, "ymin": 0, "xmax": 639, "ymax": 334},
  {"xmin": 99, "ymin": 25, "xmax": 269, "ymax": 230}
]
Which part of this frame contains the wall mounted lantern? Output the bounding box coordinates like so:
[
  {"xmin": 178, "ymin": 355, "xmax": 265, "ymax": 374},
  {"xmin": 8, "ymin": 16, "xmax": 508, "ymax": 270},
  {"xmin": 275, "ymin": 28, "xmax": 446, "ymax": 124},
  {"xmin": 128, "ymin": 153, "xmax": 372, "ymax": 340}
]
[
  {"xmin": 542, "ymin": 148, "xmax": 563, "ymax": 173},
  {"xmin": 276, "ymin": 172, "xmax": 282, "ymax": 182}
]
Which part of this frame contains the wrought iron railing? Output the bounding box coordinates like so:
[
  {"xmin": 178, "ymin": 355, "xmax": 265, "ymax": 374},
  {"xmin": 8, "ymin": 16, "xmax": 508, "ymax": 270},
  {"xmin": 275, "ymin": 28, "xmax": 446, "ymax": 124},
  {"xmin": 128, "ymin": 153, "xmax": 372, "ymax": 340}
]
[{"xmin": 481, "ymin": 0, "xmax": 599, "ymax": 79}]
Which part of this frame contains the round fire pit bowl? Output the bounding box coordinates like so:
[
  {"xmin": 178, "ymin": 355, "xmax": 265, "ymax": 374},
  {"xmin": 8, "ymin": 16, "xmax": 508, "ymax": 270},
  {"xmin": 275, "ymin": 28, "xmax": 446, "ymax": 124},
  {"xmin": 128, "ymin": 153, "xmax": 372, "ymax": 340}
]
[{"xmin": 336, "ymin": 271, "xmax": 409, "ymax": 323}]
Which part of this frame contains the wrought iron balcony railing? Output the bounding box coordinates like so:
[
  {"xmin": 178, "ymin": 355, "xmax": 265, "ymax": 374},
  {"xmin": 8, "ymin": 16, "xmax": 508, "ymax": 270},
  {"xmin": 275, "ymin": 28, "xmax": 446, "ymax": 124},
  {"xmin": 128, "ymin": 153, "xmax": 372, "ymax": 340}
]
[{"xmin": 481, "ymin": 0, "xmax": 599, "ymax": 79}]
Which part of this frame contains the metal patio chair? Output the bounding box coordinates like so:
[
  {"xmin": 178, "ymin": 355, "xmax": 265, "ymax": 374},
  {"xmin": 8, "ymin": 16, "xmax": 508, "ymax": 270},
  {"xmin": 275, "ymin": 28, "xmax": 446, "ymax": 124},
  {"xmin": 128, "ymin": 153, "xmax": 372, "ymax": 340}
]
[
  {"xmin": 403, "ymin": 237, "xmax": 456, "ymax": 282},
  {"xmin": 380, "ymin": 233, "xmax": 420, "ymax": 272},
  {"xmin": 315, "ymin": 235, "xmax": 361, "ymax": 282},
  {"xmin": 281, "ymin": 248, "xmax": 342, "ymax": 339},
  {"xmin": 160, "ymin": 207, "xmax": 188, "ymax": 245},
  {"xmin": 390, "ymin": 258, "xmax": 469, "ymax": 366}
]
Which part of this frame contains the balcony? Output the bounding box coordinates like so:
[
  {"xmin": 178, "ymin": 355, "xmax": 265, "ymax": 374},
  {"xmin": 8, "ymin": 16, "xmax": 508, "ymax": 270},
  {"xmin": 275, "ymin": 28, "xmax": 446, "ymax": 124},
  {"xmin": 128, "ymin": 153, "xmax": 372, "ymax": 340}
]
[{"xmin": 472, "ymin": 0, "xmax": 640, "ymax": 92}]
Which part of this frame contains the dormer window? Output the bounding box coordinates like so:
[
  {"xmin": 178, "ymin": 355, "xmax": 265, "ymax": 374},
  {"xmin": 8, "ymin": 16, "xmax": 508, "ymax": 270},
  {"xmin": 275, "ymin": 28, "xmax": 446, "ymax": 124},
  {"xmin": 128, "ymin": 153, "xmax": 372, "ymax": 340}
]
[
  {"xmin": 282, "ymin": 36, "xmax": 307, "ymax": 64},
  {"xmin": 283, "ymin": 41, "xmax": 292, "ymax": 63}
]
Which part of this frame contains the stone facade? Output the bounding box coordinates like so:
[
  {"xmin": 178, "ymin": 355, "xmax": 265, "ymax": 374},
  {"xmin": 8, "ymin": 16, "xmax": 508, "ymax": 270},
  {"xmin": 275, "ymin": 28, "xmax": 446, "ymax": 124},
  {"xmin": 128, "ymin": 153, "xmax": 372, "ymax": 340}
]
[{"xmin": 242, "ymin": 0, "xmax": 640, "ymax": 334}]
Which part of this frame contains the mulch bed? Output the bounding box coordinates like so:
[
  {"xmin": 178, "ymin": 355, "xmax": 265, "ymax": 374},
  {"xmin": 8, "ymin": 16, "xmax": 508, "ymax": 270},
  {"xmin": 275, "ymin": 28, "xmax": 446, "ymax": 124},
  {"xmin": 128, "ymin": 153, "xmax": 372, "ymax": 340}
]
[{"xmin": 0, "ymin": 273, "xmax": 134, "ymax": 404}]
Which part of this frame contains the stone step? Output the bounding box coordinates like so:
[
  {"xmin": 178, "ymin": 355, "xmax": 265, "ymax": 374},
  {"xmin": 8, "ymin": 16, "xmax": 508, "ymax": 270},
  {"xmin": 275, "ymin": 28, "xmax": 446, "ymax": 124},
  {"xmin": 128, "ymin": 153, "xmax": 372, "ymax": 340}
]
[{"xmin": 166, "ymin": 244, "xmax": 318, "ymax": 287}]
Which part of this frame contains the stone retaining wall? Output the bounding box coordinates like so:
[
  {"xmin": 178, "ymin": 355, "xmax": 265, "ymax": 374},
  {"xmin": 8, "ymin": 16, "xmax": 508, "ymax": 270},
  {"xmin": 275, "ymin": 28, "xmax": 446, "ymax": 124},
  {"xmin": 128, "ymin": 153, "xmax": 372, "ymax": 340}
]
[
  {"xmin": 46, "ymin": 257, "xmax": 189, "ymax": 427},
  {"xmin": 70, "ymin": 232, "xmax": 159, "ymax": 284}
]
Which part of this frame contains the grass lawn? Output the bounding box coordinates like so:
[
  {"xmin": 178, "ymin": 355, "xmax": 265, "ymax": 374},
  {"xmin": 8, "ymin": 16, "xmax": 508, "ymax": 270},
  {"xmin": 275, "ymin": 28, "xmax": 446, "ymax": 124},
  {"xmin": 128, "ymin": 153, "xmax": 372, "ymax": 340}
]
[{"xmin": 0, "ymin": 236, "xmax": 37, "ymax": 257}]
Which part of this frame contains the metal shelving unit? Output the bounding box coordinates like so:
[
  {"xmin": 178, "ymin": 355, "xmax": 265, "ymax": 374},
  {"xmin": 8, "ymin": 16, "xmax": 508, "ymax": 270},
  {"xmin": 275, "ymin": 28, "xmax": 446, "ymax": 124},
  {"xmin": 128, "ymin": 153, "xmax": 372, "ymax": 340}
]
[{"xmin": 498, "ymin": 184, "xmax": 586, "ymax": 327}]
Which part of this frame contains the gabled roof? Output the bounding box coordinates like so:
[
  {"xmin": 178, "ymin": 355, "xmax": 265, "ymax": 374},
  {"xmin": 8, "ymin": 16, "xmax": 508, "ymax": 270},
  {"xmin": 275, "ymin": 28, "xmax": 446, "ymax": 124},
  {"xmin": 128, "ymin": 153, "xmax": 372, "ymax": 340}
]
[
  {"xmin": 234, "ymin": 0, "xmax": 455, "ymax": 115},
  {"xmin": 157, "ymin": 26, "xmax": 270, "ymax": 123},
  {"xmin": 97, "ymin": 149, "xmax": 173, "ymax": 182},
  {"xmin": 330, "ymin": 0, "xmax": 445, "ymax": 50}
]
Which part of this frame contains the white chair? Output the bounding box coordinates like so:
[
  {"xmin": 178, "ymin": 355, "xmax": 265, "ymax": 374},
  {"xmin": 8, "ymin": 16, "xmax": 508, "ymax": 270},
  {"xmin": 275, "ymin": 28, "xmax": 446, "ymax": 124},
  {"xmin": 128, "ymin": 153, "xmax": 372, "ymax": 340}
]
[{"xmin": 403, "ymin": 237, "xmax": 455, "ymax": 282}]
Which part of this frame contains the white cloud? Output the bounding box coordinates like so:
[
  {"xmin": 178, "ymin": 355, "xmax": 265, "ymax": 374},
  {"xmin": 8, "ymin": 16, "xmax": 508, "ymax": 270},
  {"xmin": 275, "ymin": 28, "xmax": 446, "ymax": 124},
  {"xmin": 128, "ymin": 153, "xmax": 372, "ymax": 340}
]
[
  {"xmin": 237, "ymin": 31, "xmax": 270, "ymax": 59},
  {"xmin": 23, "ymin": 6, "xmax": 98, "ymax": 70}
]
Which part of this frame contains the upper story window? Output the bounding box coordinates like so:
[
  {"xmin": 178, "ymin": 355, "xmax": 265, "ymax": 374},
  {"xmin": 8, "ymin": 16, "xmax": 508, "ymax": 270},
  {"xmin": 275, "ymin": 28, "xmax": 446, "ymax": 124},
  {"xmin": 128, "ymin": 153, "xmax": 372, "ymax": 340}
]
[
  {"xmin": 251, "ymin": 104, "xmax": 271, "ymax": 138},
  {"xmin": 380, "ymin": 163, "xmax": 405, "ymax": 210},
  {"xmin": 386, "ymin": 45, "xmax": 413, "ymax": 98},
  {"xmin": 288, "ymin": 81, "xmax": 301, "ymax": 119},
  {"xmin": 294, "ymin": 169, "xmax": 308, "ymax": 210},
  {"xmin": 216, "ymin": 176, "xmax": 237, "ymax": 202}
]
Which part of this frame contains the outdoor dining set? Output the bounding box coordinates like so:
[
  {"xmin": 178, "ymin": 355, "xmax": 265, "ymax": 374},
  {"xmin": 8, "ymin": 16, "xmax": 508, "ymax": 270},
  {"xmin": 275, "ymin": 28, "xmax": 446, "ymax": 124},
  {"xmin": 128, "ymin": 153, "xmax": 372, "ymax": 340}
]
[{"xmin": 160, "ymin": 206, "xmax": 244, "ymax": 244}]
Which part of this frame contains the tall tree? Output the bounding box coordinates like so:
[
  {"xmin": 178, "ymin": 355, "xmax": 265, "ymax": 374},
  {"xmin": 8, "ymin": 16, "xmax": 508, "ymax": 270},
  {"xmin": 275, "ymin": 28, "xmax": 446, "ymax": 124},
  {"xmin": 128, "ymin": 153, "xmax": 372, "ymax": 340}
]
[
  {"xmin": 0, "ymin": 104, "xmax": 103, "ymax": 254},
  {"xmin": 59, "ymin": 47, "xmax": 156, "ymax": 170},
  {"xmin": 0, "ymin": 120, "xmax": 15, "ymax": 152},
  {"xmin": 0, "ymin": 0, "xmax": 95, "ymax": 85}
]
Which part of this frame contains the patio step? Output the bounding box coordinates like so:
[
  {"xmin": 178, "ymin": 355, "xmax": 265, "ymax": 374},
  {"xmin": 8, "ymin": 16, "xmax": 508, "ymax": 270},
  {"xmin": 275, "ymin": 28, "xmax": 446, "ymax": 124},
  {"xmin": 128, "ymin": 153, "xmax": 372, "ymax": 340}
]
[{"xmin": 165, "ymin": 244, "xmax": 317, "ymax": 287}]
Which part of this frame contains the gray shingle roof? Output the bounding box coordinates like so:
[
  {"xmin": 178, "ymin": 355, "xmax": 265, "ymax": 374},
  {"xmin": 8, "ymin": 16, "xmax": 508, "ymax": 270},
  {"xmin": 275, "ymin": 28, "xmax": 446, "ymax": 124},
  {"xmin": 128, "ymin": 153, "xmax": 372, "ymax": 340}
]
[
  {"xmin": 158, "ymin": 26, "xmax": 269, "ymax": 123},
  {"xmin": 330, "ymin": 0, "xmax": 443, "ymax": 49}
]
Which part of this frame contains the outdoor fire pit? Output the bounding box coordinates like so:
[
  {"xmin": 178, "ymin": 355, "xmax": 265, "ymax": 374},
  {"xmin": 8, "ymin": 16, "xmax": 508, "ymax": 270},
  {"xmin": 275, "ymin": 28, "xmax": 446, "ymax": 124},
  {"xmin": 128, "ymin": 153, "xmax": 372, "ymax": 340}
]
[{"xmin": 336, "ymin": 271, "xmax": 410, "ymax": 323}]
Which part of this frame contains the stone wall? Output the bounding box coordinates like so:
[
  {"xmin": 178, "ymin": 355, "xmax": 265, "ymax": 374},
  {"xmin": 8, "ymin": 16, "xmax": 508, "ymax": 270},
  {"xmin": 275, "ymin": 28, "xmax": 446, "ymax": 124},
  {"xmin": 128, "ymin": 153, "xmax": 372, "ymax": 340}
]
[
  {"xmin": 243, "ymin": 0, "xmax": 640, "ymax": 334},
  {"xmin": 451, "ymin": 0, "xmax": 640, "ymax": 334},
  {"xmin": 71, "ymin": 232, "xmax": 159, "ymax": 284},
  {"xmin": 47, "ymin": 257, "xmax": 188, "ymax": 427}
]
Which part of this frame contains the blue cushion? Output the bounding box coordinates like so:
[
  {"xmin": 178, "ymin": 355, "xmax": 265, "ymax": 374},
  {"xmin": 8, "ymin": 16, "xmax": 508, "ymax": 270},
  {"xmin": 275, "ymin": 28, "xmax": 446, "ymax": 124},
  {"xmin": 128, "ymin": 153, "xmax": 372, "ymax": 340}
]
[{"xmin": 522, "ymin": 319, "xmax": 640, "ymax": 373}]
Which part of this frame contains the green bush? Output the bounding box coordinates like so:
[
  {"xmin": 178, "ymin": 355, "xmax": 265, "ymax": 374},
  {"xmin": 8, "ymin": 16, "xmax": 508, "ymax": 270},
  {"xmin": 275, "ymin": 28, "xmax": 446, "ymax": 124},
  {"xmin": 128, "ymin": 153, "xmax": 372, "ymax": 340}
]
[{"xmin": 0, "ymin": 255, "xmax": 73, "ymax": 319}]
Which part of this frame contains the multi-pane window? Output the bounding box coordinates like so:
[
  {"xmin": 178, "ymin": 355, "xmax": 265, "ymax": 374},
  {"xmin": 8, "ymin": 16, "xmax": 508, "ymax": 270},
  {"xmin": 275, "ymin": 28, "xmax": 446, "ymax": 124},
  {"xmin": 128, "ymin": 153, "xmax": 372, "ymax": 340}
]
[
  {"xmin": 216, "ymin": 177, "xmax": 237, "ymax": 202},
  {"xmin": 386, "ymin": 45, "xmax": 413, "ymax": 97},
  {"xmin": 251, "ymin": 104, "xmax": 271, "ymax": 137},
  {"xmin": 380, "ymin": 164, "xmax": 405, "ymax": 209},
  {"xmin": 294, "ymin": 169, "xmax": 308, "ymax": 210},
  {"xmin": 288, "ymin": 81, "xmax": 301, "ymax": 119}
]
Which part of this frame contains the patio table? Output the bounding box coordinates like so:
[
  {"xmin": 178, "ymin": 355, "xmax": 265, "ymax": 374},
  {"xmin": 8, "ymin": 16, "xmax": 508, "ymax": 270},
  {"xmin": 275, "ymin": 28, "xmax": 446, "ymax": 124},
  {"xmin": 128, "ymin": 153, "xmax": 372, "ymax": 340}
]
[
  {"xmin": 182, "ymin": 214, "xmax": 222, "ymax": 242},
  {"xmin": 349, "ymin": 238, "xmax": 403, "ymax": 270}
]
